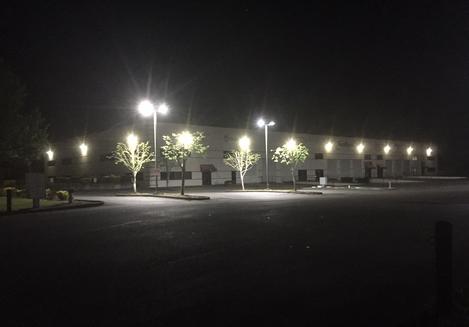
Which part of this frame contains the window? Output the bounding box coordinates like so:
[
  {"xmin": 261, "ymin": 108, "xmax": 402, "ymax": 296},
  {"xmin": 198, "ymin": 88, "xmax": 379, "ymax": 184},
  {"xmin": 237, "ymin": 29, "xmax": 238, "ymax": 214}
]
[
  {"xmin": 314, "ymin": 153, "xmax": 324, "ymax": 159},
  {"xmin": 364, "ymin": 154, "xmax": 371, "ymax": 160},
  {"xmin": 163, "ymin": 172, "xmax": 193, "ymax": 180},
  {"xmin": 427, "ymin": 156, "xmax": 434, "ymax": 161},
  {"xmin": 100, "ymin": 153, "xmax": 113, "ymax": 161},
  {"xmin": 61, "ymin": 158, "xmax": 72, "ymax": 165},
  {"xmin": 411, "ymin": 156, "xmax": 418, "ymax": 161},
  {"xmin": 427, "ymin": 167, "xmax": 436, "ymax": 173},
  {"xmin": 47, "ymin": 160, "xmax": 56, "ymax": 166},
  {"xmin": 376, "ymin": 155, "xmax": 383, "ymax": 160}
]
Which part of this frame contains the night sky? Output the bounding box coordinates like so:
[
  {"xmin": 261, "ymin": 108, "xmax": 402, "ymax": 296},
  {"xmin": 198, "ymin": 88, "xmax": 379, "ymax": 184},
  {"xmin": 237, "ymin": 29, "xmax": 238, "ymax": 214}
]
[{"xmin": 2, "ymin": 2, "xmax": 469, "ymax": 172}]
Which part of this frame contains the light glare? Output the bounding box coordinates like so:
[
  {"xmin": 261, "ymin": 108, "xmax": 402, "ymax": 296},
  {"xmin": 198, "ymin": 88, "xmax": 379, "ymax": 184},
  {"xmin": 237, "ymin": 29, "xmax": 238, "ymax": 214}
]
[
  {"xmin": 177, "ymin": 131, "xmax": 194, "ymax": 149},
  {"xmin": 407, "ymin": 146, "xmax": 414, "ymax": 155},
  {"xmin": 138, "ymin": 99, "xmax": 155, "ymax": 117},
  {"xmin": 426, "ymin": 147, "xmax": 433, "ymax": 157},
  {"xmin": 356, "ymin": 143, "xmax": 365, "ymax": 154},
  {"xmin": 79, "ymin": 143, "xmax": 88, "ymax": 157},
  {"xmin": 384, "ymin": 144, "xmax": 391, "ymax": 154},
  {"xmin": 268, "ymin": 121, "xmax": 276, "ymax": 126},
  {"xmin": 126, "ymin": 133, "xmax": 139, "ymax": 153},
  {"xmin": 157, "ymin": 103, "xmax": 169, "ymax": 114},
  {"xmin": 46, "ymin": 149, "xmax": 54, "ymax": 161},
  {"xmin": 324, "ymin": 141, "xmax": 333, "ymax": 153},
  {"xmin": 238, "ymin": 136, "xmax": 251, "ymax": 152},
  {"xmin": 257, "ymin": 118, "xmax": 265, "ymax": 127},
  {"xmin": 285, "ymin": 138, "xmax": 297, "ymax": 151}
]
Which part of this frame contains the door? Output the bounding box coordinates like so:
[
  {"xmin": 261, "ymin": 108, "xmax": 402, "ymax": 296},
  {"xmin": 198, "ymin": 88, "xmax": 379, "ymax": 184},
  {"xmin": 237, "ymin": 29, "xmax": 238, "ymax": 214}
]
[
  {"xmin": 377, "ymin": 166, "xmax": 384, "ymax": 178},
  {"xmin": 202, "ymin": 171, "xmax": 212, "ymax": 185},
  {"xmin": 298, "ymin": 170, "xmax": 307, "ymax": 182},
  {"xmin": 315, "ymin": 169, "xmax": 324, "ymax": 182},
  {"xmin": 231, "ymin": 171, "xmax": 236, "ymax": 184}
]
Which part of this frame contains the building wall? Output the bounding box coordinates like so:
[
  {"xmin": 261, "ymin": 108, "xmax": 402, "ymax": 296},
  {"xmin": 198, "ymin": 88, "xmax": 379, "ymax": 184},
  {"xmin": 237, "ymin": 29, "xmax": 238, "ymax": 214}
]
[{"xmin": 44, "ymin": 121, "xmax": 438, "ymax": 188}]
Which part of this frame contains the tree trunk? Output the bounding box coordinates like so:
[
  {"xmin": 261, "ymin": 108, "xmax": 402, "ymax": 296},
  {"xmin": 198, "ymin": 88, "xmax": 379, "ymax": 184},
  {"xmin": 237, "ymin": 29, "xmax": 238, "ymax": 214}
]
[
  {"xmin": 133, "ymin": 172, "xmax": 137, "ymax": 193},
  {"xmin": 291, "ymin": 167, "xmax": 296, "ymax": 191},
  {"xmin": 180, "ymin": 159, "xmax": 186, "ymax": 195},
  {"xmin": 240, "ymin": 172, "xmax": 245, "ymax": 191}
]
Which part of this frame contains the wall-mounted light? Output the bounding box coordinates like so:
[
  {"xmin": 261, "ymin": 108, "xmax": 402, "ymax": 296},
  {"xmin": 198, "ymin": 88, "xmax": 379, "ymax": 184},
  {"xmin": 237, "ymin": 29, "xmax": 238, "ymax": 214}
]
[
  {"xmin": 383, "ymin": 144, "xmax": 391, "ymax": 155},
  {"xmin": 426, "ymin": 147, "xmax": 433, "ymax": 157},
  {"xmin": 79, "ymin": 143, "xmax": 88, "ymax": 157},
  {"xmin": 126, "ymin": 133, "xmax": 139, "ymax": 153},
  {"xmin": 356, "ymin": 143, "xmax": 365, "ymax": 154},
  {"xmin": 238, "ymin": 136, "xmax": 251, "ymax": 152},
  {"xmin": 46, "ymin": 149, "xmax": 54, "ymax": 161},
  {"xmin": 324, "ymin": 141, "xmax": 334, "ymax": 153},
  {"xmin": 406, "ymin": 146, "xmax": 414, "ymax": 156}
]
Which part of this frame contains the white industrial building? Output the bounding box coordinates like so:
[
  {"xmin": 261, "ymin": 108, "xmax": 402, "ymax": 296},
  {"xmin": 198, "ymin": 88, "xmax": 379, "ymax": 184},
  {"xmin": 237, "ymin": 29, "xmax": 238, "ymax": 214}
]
[{"xmin": 44, "ymin": 121, "xmax": 437, "ymax": 189}]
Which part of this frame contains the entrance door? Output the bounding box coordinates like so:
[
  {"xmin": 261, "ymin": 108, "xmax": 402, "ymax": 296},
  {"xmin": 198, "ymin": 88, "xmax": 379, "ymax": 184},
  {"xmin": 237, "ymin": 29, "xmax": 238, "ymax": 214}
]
[
  {"xmin": 231, "ymin": 171, "xmax": 236, "ymax": 184},
  {"xmin": 315, "ymin": 169, "xmax": 324, "ymax": 182},
  {"xmin": 377, "ymin": 166, "xmax": 384, "ymax": 178},
  {"xmin": 202, "ymin": 171, "xmax": 212, "ymax": 185},
  {"xmin": 298, "ymin": 170, "xmax": 307, "ymax": 182}
]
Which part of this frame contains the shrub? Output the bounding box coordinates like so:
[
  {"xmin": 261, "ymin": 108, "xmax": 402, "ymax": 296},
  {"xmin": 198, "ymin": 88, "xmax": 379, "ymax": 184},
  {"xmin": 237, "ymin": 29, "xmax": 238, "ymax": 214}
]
[
  {"xmin": 56, "ymin": 190, "xmax": 69, "ymax": 201},
  {"xmin": 45, "ymin": 188, "xmax": 56, "ymax": 200}
]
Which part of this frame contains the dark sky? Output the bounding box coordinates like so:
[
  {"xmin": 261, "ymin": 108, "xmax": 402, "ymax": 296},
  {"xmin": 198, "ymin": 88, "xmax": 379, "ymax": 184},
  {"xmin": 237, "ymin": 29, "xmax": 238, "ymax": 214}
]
[{"xmin": 2, "ymin": 1, "xmax": 469, "ymax": 170}]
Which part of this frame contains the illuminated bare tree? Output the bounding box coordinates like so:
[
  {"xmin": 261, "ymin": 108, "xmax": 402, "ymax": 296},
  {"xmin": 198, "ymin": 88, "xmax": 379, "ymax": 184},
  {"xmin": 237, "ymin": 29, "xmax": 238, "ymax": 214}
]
[
  {"xmin": 223, "ymin": 136, "xmax": 260, "ymax": 191},
  {"xmin": 113, "ymin": 134, "xmax": 154, "ymax": 193}
]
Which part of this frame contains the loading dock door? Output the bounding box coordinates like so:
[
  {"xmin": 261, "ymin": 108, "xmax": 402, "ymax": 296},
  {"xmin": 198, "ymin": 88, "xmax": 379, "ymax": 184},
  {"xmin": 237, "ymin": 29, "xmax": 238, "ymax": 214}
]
[{"xmin": 202, "ymin": 171, "xmax": 212, "ymax": 185}]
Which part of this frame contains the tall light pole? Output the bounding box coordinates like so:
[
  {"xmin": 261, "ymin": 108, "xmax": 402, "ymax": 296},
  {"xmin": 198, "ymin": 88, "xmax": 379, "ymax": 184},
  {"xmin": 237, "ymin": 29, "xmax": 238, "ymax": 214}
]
[
  {"xmin": 138, "ymin": 99, "xmax": 169, "ymax": 193},
  {"xmin": 257, "ymin": 118, "xmax": 275, "ymax": 189}
]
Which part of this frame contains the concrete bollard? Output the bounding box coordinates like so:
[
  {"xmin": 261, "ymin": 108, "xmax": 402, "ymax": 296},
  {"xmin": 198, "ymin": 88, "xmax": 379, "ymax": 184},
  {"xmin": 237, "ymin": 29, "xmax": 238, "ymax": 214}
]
[
  {"xmin": 435, "ymin": 221, "xmax": 453, "ymax": 318},
  {"xmin": 388, "ymin": 181, "xmax": 392, "ymax": 189},
  {"xmin": 6, "ymin": 189, "xmax": 12, "ymax": 212}
]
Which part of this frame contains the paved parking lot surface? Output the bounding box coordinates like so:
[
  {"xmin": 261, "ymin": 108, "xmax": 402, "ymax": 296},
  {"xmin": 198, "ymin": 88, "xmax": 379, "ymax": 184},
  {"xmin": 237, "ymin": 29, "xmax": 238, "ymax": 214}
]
[{"xmin": 2, "ymin": 181, "xmax": 469, "ymax": 326}]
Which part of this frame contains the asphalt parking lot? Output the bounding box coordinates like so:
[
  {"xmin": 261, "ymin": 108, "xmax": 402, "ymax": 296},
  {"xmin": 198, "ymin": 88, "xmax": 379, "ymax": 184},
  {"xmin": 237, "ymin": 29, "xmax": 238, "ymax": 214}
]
[{"xmin": 2, "ymin": 181, "xmax": 469, "ymax": 326}]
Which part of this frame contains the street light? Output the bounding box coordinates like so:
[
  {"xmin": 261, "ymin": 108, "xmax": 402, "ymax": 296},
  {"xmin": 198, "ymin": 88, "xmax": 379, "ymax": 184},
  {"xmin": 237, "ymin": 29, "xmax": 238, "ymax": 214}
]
[
  {"xmin": 137, "ymin": 99, "xmax": 169, "ymax": 193},
  {"xmin": 257, "ymin": 118, "xmax": 275, "ymax": 189},
  {"xmin": 79, "ymin": 143, "xmax": 88, "ymax": 157},
  {"xmin": 324, "ymin": 141, "xmax": 334, "ymax": 153}
]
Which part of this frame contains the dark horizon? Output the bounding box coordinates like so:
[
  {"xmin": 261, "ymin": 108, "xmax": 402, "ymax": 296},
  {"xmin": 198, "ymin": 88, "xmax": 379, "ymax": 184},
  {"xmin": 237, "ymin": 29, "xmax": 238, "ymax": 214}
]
[{"xmin": 2, "ymin": 1, "xmax": 468, "ymax": 172}]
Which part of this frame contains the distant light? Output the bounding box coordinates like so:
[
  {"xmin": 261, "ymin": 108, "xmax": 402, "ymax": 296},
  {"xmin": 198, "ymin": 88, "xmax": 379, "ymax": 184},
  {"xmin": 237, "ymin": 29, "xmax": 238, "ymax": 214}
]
[
  {"xmin": 407, "ymin": 146, "xmax": 414, "ymax": 156},
  {"xmin": 79, "ymin": 143, "xmax": 88, "ymax": 157},
  {"xmin": 257, "ymin": 118, "xmax": 266, "ymax": 127},
  {"xmin": 324, "ymin": 141, "xmax": 334, "ymax": 153},
  {"xmin": 137, "ymin": 99, "xmax": 155, "ymax": 117},
  {"xmin": 126, "ymin": 133, "xmax": 139, "ymax": 153},
  {"xmin": 356, "ymin": 143, "xmax": 365, "ymax": 154},
  {"xmin": 238, "ymin": 135, "xmax": 251, "ymax": 152},
  {"xmin": 268, "ymin": 121, "xmax": 276, "ymax": 126},
  {"xmin": 177, "ymin": 131, "xmax": 194, "ymax": 149},
  {"xmin": 384, "ymin": 144, "xmax": 391, "ymax": 155},
  {"xmin": 285, "ymin": 138, "xmax": 297, "ymax": 151},
  {"xmin": 157, "ymin": 103, "xmax": 169, "ymax": 115},
  {"xmin": 46, "ymin": 149, "xmax": 54, "ymax": 161},
  {"xmin": 426, "ymin": 147, "xmax": 433, "ymax": 157}
]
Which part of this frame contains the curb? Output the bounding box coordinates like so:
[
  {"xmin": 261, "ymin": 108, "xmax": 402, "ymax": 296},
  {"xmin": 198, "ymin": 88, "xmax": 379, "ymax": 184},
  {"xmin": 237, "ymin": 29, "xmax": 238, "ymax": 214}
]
[
  {"xmin": 115, "ymin": 193, "xmax": 210, "ymax": 200},
  {"xmin": 0, "ymin": 199, "xmax": 104, "ymax": 216},
  {"xmin": 228, "ymin": 190, "xmax": 323, "ymax": 195}
]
